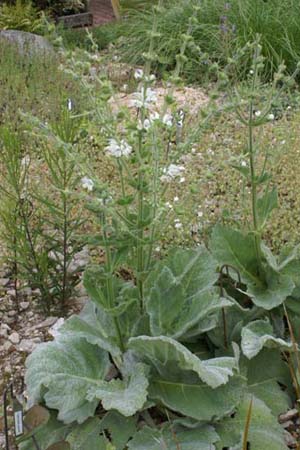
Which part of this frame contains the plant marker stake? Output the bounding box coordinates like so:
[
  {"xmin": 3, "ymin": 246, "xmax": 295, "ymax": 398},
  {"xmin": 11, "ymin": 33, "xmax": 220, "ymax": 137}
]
[
  {"xmin": 3, "ymin": 378, "xmax": 25, "ymax": 450},
  {"xmin": 3, "ymin": 377, "xmax": 41, "ymax": 450},
  {"xmin": 3, "ymin": 381, "xmax": 13, "ymax": 450}
]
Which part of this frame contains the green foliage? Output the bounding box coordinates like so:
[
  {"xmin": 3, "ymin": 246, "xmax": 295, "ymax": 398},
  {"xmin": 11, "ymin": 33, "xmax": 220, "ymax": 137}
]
[
  {"xmin": 216, "ymin": 395, "xmax": 287, "ymax": 450},
  {"xmin": 0, "ymin": 0, "xmax": 46, "ymax": 34},
  {"xmin": 112, "ymin": 0, "xmax": 300, "ymax": 83},
  {"xmin": 0, "ymin": 112, "xmax": 86, "ymax": 312},
  {"xmin": 19, "ymin": 33, "xmax": 300, "ymax": 450}
]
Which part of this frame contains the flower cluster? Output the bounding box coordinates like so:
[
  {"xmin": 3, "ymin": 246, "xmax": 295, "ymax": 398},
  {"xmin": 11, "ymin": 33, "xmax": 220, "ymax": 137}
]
[
  {"xmin": 105, "ymin": 139, "xmax": 132, "ymax": 158},
  {"xmin": 131, "ymin": 87, "xmax": 157, "ymax": 109},
  {"xmin": 81, "ymin": 176, "xmax": 94, "ymax": 191},
  {"xmin": 160, "ymin": 164, "xmax": 185, "ymax": 183}
]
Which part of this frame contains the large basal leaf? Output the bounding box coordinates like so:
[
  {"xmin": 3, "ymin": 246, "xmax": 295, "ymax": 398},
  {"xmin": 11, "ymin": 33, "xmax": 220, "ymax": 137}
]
[
  {"xmin": 129, "ymin": 335, "xmax": 238, "ymax": 388},
  {"xmin": 87, "ymin": 360, "xmax": 149, "ymax": 417},
  {"xmin": 216, "ymin": 395, "xmax": 288, "ymax": 450},
  {"xmin": 241, "ymin": 319, "xmax": 293, "ymax": 359},
  {"xmin": 145, "ymin": 247, "xmax": 219, "ymax": 338},
  {"xmin": 19, "ymin": 412, "xmax": 72, "ymax": 450},
  {"xmin": 100, "ymin": 411, "xmax": 137, "ymax": 450},
  {"xmin": 25, "ymin": 336, "xmax": 110, "ymax": 424},
  {"xmin": 244, "ymin": 349, "xmax": 292, "ymax": 416},
  {"xmin": 149, "ymin": 375, "xmax": 245, "ymax": 421},
  {"xmin": 66, "ymin": 417, "xmax": 108, "ymax": 450},
  {"xmin": 59, "ymin": 302, "xmax": 121, "ymax": 357},
  {"xmin": 210, "ymin": 225, "xmax": 294, "ymax": 309},
  {"xmin": 128, "ymin": 424, "xmax": 219, "ymax": 450}
]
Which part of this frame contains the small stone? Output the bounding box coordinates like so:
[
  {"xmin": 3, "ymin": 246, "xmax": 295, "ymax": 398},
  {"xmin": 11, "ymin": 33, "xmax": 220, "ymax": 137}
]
[
  {"xmin": 4, "ymin": 365, "xmax": 12, "ymax": 374},
  {"xmin": 283, "ymin": 430, "xmax": 297, "ymax": 448},
  {"xmin": 8, "ymin": 310, "xmax": 17, "ymax": 317},
  {"xmin": 20, "ymin": 287, "xmax": 32, "ymax": 297},
  {"xmin": 1, "ymin": 341, "xmax": 14, "ymax": 353},
  {"xmin": 9, "ymin": 332, "xmax": 20, "ymax": 345},
  {"xmin": 7, "ymin": 289, "xmax": 16, "ymax": 296},
  {"xmin": 0, "ymin": 324, "xmax": 11, "ymax": 337},
  {"xmin": 5, "ymin": 317, "xmax": 16, "ymax": 325},
  {"xmin": 35, "ymin": 316, "xmax": 58, "ymax": 329},
  {"xmin": 281, "ymin": 420, "xmax": 294, "ymax": 430},
  {"xmin": 20, "ymin": 301, "xmax": 30, "ymax": 311},
  {"xmin": 18, "ymin": 339, "xmax": 38, "ymax": 353},
  {"xmin": 279, "ymin": 409, "xmax": 299, "ymax": 423}
]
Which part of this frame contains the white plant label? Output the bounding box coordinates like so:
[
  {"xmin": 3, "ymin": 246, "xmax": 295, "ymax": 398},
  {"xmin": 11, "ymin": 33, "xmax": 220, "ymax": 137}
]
[{"xmin": 14, "ymin": 410, "xmax": 23, "ymax": 436}]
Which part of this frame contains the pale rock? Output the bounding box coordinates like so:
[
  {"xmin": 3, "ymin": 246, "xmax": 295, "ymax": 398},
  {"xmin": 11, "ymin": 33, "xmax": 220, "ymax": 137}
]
[
  {"xmin": 20, "ymin": 302, "xmax": 30, "ymax": 311},
  {"xmin": 8, "ymin": 310, "xmax": 17, "ymax": 317},
  {"xmin": 18, "ymin": 339, "xmax": 39, "ymax": 353},
  {"xmin": 279, "ymin": 408, "xmax": 298, "ymax": 423},
  {"xmin": 0, "ymin": 30, "xmax": 54, "ymax": 57},
  {"xmin": 7, "ymin": 289, "xmax": 16, "ymax": 296},
  {"xmin": 9, "ymin": 332, "xmax": 20, "ymax": 345},
  {"xmin": 283, "ymin": 430, "xmax": 297, "ymax": 448},
  {"xmin": 0, "ymin": 278, "xmax": 10, "ymax": 287},
  {"xmin": 34, "ymin": 316, "xmax": 58, "ymax": 329},
  {"xmin": 1, "ymin": 341, "xmax": 14, "ymax": 352}
]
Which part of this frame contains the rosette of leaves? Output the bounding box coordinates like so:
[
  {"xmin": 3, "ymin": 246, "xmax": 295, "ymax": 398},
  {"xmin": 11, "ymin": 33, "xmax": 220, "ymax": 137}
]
[{"xmin": 20, "ymin": 242, "xmax": 298, "ymax": 450}]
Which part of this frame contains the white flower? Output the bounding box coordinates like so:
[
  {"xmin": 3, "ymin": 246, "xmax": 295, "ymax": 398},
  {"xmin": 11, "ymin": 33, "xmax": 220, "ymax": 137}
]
[
  {"xmin": 249, "ymin": 69, "xmax": 254, "ymax": 75},
  {"xmin": 143, "ymin": 119, "xmax": 151, "ymax": 130},
  {"xmin": 255, "ymin": 110, "xmax": 261, "ymax": 117},
  {"xmin": 197, "ymin": 211, "xmax": 203, "ymax": 218},
  {"xmin": 67, "ymin": 98, "xmax": 73, "ymax": 111},
  {"xmin": 149, "ymin": 111, "xmax": 160, "ymax": 122},
  {"xmin": 241, "ymin": 160, "xmax": 247, "ymax": 167},
  {"xmin": 267, "ymin": 113, "xmax": 275, "ymax": 121},
  {"xmin": 106, "ymin": 139, "xmax": 132, "ymax": 157},
  {"xmin": 134, "ymin": 68, "xmax": 144, "ymax": 80},
  {"xmin": 174, "ymin": 196, "xmax": 179, "ymax": 202},
  {"xmin": 179, "ymin": 177, "xmax": 186, "ymax": 183},
  {"xmin": 165, "ymin": 201, "xmax": 173, "ymax": 209},
  {"xmin": 163, "ymin": 113, "xmax": 173, "ymax": 127},
  {"xmin": 155, "ymin": 246, "xmax": 161, "ymax": 252},
  {"xmin": 131, "ymin": 87, "xmax": 157, "ymax": 109},
  {"xmin": 81, "ymin": 176, "xmax": 94, "ymax": 191},
  {"xmin": 145, "ymin": 74, "xmax": 156, "ymax": 82},
  {"xmin": 174, "ymin": 219, "xmax": 183, "ymax": 229}
]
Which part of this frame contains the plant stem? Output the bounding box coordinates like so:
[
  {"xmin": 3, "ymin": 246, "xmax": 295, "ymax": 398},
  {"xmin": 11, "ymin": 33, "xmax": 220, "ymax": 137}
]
[
  {"xmin": 248, "ymin": 100, "xmax": 263, "ymax": 278},
  {"xmin": 102, "ymin": 214, "xmax": 125, "ymax": 352},
  {"xmin": 136, "ymin": 131, "xmax": 145, "ymax": 309}
]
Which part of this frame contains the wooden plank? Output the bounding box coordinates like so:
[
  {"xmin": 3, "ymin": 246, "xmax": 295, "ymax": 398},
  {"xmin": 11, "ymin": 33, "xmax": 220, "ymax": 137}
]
[{"xmin": 57, "ymin": 12, "xmax": 93, "ymax": 28}]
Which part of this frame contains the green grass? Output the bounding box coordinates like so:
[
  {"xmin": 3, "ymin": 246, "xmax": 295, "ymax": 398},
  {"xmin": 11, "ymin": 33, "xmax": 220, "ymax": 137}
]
[
  {"xmin": 59, "ymin": 21, "xmax": 124, "ymax": 51},
  {"xmin": 108, "ymin": 0, "xmax": 300, "ymax": 83},
  {"xmin": 0, "ymin": 40, "xmax": 84, "ymax": 126}
]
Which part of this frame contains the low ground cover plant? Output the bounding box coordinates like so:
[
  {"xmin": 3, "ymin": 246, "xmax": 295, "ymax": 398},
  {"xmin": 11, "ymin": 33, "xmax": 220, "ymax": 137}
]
[{"xmin": 17, "ymin": 27, "xmax": 300, "ymax": 450}]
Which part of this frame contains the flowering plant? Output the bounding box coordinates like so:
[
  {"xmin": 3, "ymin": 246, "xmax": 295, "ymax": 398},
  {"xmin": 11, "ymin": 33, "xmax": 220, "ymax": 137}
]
[{"xmin": 19, "ymin": 19, "xmax": 300, "ymax": 450}]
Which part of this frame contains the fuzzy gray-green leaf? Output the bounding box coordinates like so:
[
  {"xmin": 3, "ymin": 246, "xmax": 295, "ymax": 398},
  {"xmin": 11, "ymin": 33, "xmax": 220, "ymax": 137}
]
[
  {"xmin": 145, "ymin": 247, "xmax": 219, "ymax": 338},
  {"xmin": 128, "ymin": 424, "xmax": 219, "ymax": 450},
  {"xmin": 241, "ymin": 319, "xmax": 293, "ymax": 359},
  {"xmin": 25, "ymin": 336, "xmax": 110, "ymax": 424},
  {"xmin": 87, "ymin": 362, "xmax": 149, "ymax": 416}
]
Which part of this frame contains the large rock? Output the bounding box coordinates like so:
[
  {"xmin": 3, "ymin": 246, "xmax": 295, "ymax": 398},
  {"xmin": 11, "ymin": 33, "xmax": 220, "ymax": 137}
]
[{"xmin": 0, "ymin": 30, "xmax": 54, "ymax": 57}]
